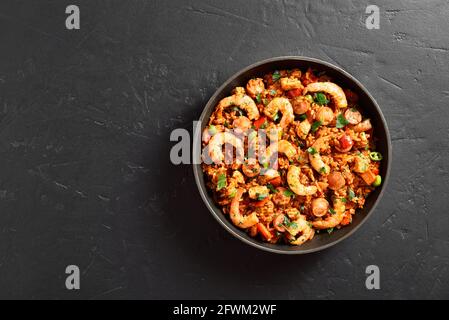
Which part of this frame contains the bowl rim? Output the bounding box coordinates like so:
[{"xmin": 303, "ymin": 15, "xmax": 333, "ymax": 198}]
[{"xmin": 192, "ymin": 56, "xmax": 392, "ymax": 254}]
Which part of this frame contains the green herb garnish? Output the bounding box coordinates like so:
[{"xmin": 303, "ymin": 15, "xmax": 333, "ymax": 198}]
[
  {"xmin": 336, "ymin": 114, "xmax": 349, "ymax": 129},
  {"xmin": 314, "ymin": 92, "xmax": 329, "ymax": 105},
  {"xmin": 267, "ymin": 184, "xmax": 278, "ymax": 193},
  {"xmin": 311, "ymin": 120, "xmax": 322, "ymax": 132},
  {"xmin": 348, "ymin": 188, "xmax": 356, "ymax": 201},
  {"xmin": 255, "ymin": 93, "xmax": 262, "ymax": 104},
  {"xmin": 257, "ymin": 193, "xmax": 268, "ymax": 201},
  {"xmin": 217, "ymin": 174, "xmax": 227, "ymax": 191},
  {"xmin": 298, "ymin": 114, "xmax": 307, "ymax": 121},
  {"xmin": 283, "ymin": 189, "xmax": 295, "ymax": 197},
  {"xmin": 319, "ymin": 166, "xmax": 328, "ymax": 174},
  {"xmin": 272, "ymin": 71, "xmax": 281, "ymax": 82},
  {"xmin": 327, "ymin": 227, "xmax": 334, "ymax": 234},
  {"xmin": 307, "ymin": 147, "xmax": 317, "ymax": 155}
]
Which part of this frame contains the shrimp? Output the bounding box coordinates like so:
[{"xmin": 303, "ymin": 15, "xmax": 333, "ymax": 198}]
[
  {"xmin": 287, "ymin": 166, "xmax": 317, "ymax": 196},
  {"xmin": 246, "ymin": 78, "xmax": 265, "ymax": 98},
  {"xmin": 261, "ymin": 168, "xmax": 280, "ymax": 180},
  {"xmin": 280, "ymin": 77, "xmax": 304, "ymax": 91},
  {"xmin": 296, "ymin": 119, "xmax": 311, "ymax": 139},
  {"xmin": 248, "ymin": 186, "xmax": 269, "ymax": 200},
  {"xmin": 215, "ymin": 93, "xmax": 260, "ymax": 124},
  {"xmin": 232, "ymin": 116, "xmax": 251, "ymax": 133},
  {"xmin": 304, "ymin": 82, "xmax": 348, "ymax": 109},
  {"xmin": 265, "ymin": 140, "xmax": 297, "ymax": 161},
  {"xmin": 309, "ymin": 136, "xmax": 330, "ymax": 175},
  {"xmin": 352, "ymin": 119, "xmax": 372, "ymax": 132},
  {"xmin": 285, "ymin": 215, "xmax": 315, "ymax": 245},
  {"xmin": 208, "ymin": 132, "xmax": 244, "ymax": 164},
  {"xmin": 230, "ymin": 189, "xmax": 259, "ymax": 229},
  {"xmin": 312, "ymin": 198, "xmax": 346, "ymax": 229},
  {"xmin": 264, "ymin": 97, "xmax": 294, "ymax": 128}
]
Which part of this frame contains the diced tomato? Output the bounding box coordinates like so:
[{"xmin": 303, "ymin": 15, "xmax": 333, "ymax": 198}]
[
  {"xmin": 268, "ymin": 176, "xmax": 282, "ymax": 187},
  {"xmin": 372, "ymin": 168, "xmax": 379, "ymax": 175},
  {"xmin": 253, "ymin": 116, "xmax": 267, "ymax": 130},
  {"xmin": 253, "ymin": 197, "xmax": 269, "ymax": 207},
  {"xmin": 286, "ymin": 88, "xmax": 302, "ymax": 98},
  {"xmin": 338, "ymin": 134, "xmax": 354, "ymax": 152},
  {"xmin": 257, "ymin": 223, "xmax": 273, "ymax": 240}
]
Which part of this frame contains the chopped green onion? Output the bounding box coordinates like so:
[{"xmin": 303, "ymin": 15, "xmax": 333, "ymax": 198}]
[
  {"xmin": 328, "ymin": 208, "xmax": 336, "ymax": 215},
  {"xmin": 217, "ymin": 174, "xmax": 227, "ymax": 191},
  {"xmin": 298, "ymin": 114, "xmax": 307, "ymax": 121},
  {"xmin": 307, "ymin": 147, "xmax": 317, "ymax": 155},
  {"xmin": 272, "ymin": 71, "xmax": 281, "ymax": 82},
  {"xmin": 273, "ymin": 112, "xmax": 280, "ymax": 122},
  {"xmin": 327, "ymin": 227, "xmax": 334, "ymax": 234},
  {"xmin": 255, "ymin": 93, "xmax": 262, "ymax": 104}
]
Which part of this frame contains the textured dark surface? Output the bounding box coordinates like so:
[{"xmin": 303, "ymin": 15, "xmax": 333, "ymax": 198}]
[{"xmin": 0, "ymin": 0, "xmax": 448, "ymax": 299}]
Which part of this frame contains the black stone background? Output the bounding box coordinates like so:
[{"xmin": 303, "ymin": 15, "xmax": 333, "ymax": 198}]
[{"xmin": 0, "ymin": 0, "xmax": 447, "ymax": 299}]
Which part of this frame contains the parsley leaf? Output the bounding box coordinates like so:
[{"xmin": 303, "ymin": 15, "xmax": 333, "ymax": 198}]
[
  {"xmin": 270, "ymin": 89, "xmax": 277, "ymax": 96},
  {"xmin": 319, "ymin": 166, "xmax": 328, "ymax": 174},
  {"xmin": 348, "ymin": 188, "xmax": 356, "ymax": 201},
  {"xmin": 311, "ymin": 120, "xmax": 322, "ymax": 132},
  {"xmin": 328, "ymin": 208, "xmax": 336, "ymax": 215},
  {"xmin": 336, "ymin": 114, "xmax": 349, "ymax": 129},
  {"xmin": 340, "ymin": 198, "xmax": 347, "ymax": 203},
  {"xmin": 307, "ymin": 147, "xmax": 317, "ymax": 155},
  {"xmin": 255, "ymin": 93, "xmax": 262, "ymax": 104},
  {"xmin": 272, "ymin": 71, "xmax": 281, "ymax": 82},
  {"xmin": 217, "ymin": 174, "xmax": 227, "ymax": 191},
  {"xmin": 298, "ymin": 114, "xmax": 307, "ymax": 121},
  {"xmin": 257, "ymin": 193, "xmax": 268, "ymax": 201},
  {"xmin": 267, "ymin": 184, "xmax": 278, "ymax": 193},
  {"xmin": 314, "ymin": 92, "xmax": 329, "ymax": 105},
  {"xmin": 327, "ymin": 227, "xmax": 334, "ymax": 234},
  {"xmin": 283, "ymin": 189, "xmax": 295, "ymax": 197}
]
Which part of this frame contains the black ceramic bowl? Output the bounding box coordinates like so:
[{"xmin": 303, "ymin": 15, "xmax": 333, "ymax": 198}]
[{"xmin": 193, "ymin": 56, "xmax": 391, "ymax": 254}]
